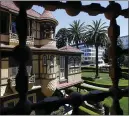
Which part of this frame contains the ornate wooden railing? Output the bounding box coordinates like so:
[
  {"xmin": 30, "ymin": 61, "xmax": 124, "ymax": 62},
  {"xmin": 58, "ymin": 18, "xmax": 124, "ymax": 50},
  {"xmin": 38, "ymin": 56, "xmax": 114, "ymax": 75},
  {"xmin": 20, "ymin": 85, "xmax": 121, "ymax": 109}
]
[
  {"xmin": 0, "ymin": 1, "xmax": 129, "ymax": 115},
  {"xmin": 10, "ymin": 75, "xmax": 35, "ymax": 86},
  {"xmin": 9, "ymin": 32, "xmax": 34, "ymax": 45}
]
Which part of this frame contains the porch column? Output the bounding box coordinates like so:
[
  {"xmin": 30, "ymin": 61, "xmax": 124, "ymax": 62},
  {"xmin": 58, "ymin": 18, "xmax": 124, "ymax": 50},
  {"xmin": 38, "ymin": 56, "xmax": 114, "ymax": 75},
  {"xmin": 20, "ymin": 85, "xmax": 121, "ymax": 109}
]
[
  {"xmin": 105, "ymin": 1, "xmax": 123, "ymax": 115},
  {"xmin": 65, "ymin": 55, "xmax": 68, "ymax": 82},
  {"xmin": 38, "ymin": 54, "xmax": 41, "ymax": 79}
]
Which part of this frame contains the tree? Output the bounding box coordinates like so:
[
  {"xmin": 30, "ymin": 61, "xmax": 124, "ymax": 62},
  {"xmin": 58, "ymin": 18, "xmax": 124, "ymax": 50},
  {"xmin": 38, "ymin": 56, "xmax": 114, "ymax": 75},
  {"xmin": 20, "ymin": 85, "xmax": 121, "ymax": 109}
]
[
  {"xmin": 102, "ymin": 38, "xmax": 128, "ymax": 65},
  {"xmin": 68, "ymin": 20, "xmax": 86, "ymax": 48},
  {"xmin": 85, "ymin": 19, "xmax": 109, "ymax": 78},
  {"xmin": 56, "ymin": 28, "xmax": 71, "ymax": 48}
]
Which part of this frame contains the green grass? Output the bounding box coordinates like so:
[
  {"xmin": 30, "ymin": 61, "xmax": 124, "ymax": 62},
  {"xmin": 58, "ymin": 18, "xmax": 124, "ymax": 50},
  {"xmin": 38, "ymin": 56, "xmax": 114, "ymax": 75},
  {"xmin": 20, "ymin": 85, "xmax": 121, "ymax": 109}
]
[
  {"xmin": 82, "ymin": 72, "xmax": 129, "ymax": 86},
  {"xmin": 81, "ymin": 71, "xmax": 128, "ymax": 114},
  {"xmin": 121, "ymin": 66, "xmax": 128, "ymax": 69},
  {"xmin": 102, "ymin": 97, "xmax": 129, "ymax": 115}
]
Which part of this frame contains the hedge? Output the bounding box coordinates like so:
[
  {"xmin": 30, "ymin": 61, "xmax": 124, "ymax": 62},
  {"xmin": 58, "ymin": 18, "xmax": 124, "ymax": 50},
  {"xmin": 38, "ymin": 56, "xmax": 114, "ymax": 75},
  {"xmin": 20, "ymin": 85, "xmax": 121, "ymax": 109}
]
[
  {"xmin": 81, "ymin": 67, "xmax": 128, "ymax": 73},
  {"xmin": 83, "ymin": 80, "xmax": 128, "ymax": 89},
  {"xmin": 79, "ymin": 106, "xmax": 100, "ymax": 115}
]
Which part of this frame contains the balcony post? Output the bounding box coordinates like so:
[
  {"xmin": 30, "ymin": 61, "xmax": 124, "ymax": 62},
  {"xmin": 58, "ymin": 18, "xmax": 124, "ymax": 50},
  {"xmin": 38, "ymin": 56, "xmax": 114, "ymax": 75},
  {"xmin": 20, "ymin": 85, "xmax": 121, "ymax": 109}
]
[
  {"xmin": 12, "ymin": 3, "xmax": 32, "ymax": 114},
  {"xmin": 106, "ymin": 1, "xmax": 123, "ymax": 115}
]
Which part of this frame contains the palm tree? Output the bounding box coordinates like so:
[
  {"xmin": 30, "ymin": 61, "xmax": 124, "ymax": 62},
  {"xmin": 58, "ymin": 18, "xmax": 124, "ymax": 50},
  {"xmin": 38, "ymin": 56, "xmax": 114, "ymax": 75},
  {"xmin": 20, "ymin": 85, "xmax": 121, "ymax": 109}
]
[
  {"xmin": 85, "ymin": 19, "xmax": 109, "ymax": 78},
  {"xmin": 55, "ymin": 28, "xmax": 72, "ymax": 48},
  {"xmin": 68, "ymin": 20, "xmax": 86, "ymax": 48}
]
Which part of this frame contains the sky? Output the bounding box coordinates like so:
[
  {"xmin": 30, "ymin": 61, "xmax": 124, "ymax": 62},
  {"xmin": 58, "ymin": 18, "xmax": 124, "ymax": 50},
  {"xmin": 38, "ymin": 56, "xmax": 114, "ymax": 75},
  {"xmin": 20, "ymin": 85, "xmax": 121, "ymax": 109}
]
[{"xmin": 32, "ymin": 1, "xmax": 128, "ymax": 44}]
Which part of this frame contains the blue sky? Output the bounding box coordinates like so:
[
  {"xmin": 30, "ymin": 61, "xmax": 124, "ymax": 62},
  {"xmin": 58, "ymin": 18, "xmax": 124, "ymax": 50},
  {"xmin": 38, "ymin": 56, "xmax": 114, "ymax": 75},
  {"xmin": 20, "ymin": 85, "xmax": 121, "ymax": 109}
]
[{"xmin": 32, "ymin": 1, "xmax": 128, "ymax": 37}]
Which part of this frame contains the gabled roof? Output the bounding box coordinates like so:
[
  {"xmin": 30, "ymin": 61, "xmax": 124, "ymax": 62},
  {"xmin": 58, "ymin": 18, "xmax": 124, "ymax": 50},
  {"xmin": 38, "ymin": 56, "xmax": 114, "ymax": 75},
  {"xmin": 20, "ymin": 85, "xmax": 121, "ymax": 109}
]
[
  {"xmin": 0, "ymin": 1, "xmax": 58, "ymax": 24},
  {"xmin": 59, "ymin": 45, "xmax": 83, "ymax": 54},
  {"xmin": 0, "ymin": 1, "xmax": 41, "ymax": 18}
]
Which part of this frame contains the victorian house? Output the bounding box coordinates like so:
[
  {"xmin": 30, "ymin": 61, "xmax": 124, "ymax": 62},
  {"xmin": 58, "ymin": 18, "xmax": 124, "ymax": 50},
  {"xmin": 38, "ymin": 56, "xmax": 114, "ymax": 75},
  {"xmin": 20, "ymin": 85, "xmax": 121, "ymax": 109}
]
[{"xmin": 0, "ymin": 1, "xmax": 83, "ymax": 107}]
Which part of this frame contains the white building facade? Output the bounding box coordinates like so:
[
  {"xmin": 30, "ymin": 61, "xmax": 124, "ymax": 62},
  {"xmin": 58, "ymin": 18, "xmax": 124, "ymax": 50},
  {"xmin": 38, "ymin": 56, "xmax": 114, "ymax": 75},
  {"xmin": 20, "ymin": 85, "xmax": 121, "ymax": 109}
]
[{"xmin": 72, "ymin": 43, "xmax": 105, "ymax": 65}]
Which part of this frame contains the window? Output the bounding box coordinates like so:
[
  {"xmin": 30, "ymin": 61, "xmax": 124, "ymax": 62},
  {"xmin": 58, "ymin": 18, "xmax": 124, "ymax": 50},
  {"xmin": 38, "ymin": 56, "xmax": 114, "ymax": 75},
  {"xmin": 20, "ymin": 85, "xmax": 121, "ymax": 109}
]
[
  {"xmin": 36, "ymin": 22, "xmax": 40, "ymax": 38},
  {"xmin": 68, "ymin": 57, "xmax": 75, "ymax": 74},
  {"xmin": 60, "ymin": 56, "xmax": 65, "ymax": 69},
  {"xmin": 75, "ymin": 57, "xmax": 80, "ymax": 67},
  {"xmin": 26, "ymin": 66, "xmax": 32, "ymax": 76},
  {"xmin": 50, "ymin": 55, "xmax": 54, "ymax": 66},
  {"xmin": 69, "ymin": 57, "xmax": 74, "ymax": 68},
  {"xmin": 0, "ymin": 11, "xmax": 9, "ymax": 34},
  {"xmin": 87, "ymin": 49, "xmax": 91, "ymax": 52},
  {"xmin": 27, "ymin": 19, "xmax": 32, "ymax": 36},
  {"xmin": 43, "ymin": 55, "xmax": 47, "ymax": 65},
  {"xmin": 60, "ymin": 56, "xmax": 65, "ymax": 79},
  {"xmin": 11, "ymin": 15, "xmax": 17, "ymax": 33},
  {"xmin": 12, "ymin": 67, "xmax": 18, "ymax": 76},
  {"xmin": 32, "ymin": 21, "xmax": 36, "ymax": 38}
]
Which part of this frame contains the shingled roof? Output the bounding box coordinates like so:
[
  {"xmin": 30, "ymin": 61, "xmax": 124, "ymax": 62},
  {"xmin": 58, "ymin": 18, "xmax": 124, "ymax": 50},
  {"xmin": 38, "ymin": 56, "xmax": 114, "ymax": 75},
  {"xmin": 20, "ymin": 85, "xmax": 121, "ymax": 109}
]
[
  {"xmin": 0, "ymin": 1, "xmax": 57, "ymax": 23},
  {"xmin": 59, "ymin": 45, "xmax": 83, "ymax": 54},
  {"xmin": 0, "ymin": 1, "xmax": 41, "ymax": 18}
]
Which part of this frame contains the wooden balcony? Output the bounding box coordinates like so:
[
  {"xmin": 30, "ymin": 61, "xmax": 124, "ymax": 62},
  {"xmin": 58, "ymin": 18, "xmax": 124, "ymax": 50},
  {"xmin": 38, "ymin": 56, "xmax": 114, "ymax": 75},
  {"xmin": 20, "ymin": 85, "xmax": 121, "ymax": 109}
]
[{"xmin": 9, "ymin": 32, "xmax": 34, "ymax": 46}]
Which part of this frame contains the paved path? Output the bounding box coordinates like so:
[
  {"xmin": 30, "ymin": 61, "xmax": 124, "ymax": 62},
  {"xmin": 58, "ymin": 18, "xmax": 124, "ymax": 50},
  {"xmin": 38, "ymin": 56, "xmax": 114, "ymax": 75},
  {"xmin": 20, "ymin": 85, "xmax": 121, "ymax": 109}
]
[{"xmin": 81, "ymin": 83, "xmax": 109, "ymax": 91}]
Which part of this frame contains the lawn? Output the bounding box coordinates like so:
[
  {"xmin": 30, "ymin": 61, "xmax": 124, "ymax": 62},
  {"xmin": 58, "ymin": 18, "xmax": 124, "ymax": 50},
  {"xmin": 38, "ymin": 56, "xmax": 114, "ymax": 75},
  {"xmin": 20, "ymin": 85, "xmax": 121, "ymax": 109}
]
[
  {"xmin": 82, "ymin": 72, "xmax": 129, "ymax": 86},
  {"xmin": 81, "ymin": 71, "xmax": 129, "ymax": 115},
  {"xmin": 102, "ymin": 97, "xmax": 129, "ymax": 115}
]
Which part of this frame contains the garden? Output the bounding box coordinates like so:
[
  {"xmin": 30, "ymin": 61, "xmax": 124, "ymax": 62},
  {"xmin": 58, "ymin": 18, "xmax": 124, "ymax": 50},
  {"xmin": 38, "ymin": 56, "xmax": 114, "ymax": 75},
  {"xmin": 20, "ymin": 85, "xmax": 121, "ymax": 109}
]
[{"xmin": 55, "ymin": 17, "xmax": 129, "ymax": 115}]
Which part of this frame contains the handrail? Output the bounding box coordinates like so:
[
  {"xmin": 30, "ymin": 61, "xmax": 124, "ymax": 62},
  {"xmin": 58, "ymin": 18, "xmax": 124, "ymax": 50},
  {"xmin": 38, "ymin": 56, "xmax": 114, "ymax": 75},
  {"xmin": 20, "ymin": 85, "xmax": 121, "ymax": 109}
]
[{"xmin": 0, "ymin": 87, "xmax": 128, "ymax": 115}]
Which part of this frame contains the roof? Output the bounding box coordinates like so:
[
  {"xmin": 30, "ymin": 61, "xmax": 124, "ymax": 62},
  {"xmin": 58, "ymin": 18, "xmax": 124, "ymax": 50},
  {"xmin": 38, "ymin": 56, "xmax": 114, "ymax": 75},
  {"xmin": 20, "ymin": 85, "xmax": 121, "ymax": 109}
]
[
  {"xmin": 59, "ymin": 45, "xmax": 83, "ymax": 54},
  {"xmin": 40, "ymin": 10, "xmax": 55, "ymax": 19},
  {"xmin": 0, "ymin": 1, "xmax": 40, "ymax": 18},
  {"xmin": 0, "ymin": 1, "xmax": 58, "ymax": 24}
]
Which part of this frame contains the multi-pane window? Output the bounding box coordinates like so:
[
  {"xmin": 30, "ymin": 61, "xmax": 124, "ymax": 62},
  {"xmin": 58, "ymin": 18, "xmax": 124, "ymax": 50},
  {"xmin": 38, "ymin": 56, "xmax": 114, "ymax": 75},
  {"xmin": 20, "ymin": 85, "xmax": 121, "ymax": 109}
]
[
  {"xmin": 49, "ymin": 55, "xmax": 54, "ymax": 73},
  {"xmin": 27, "ymin": 19, "xmax": 32, "ymax": 36},
  {"xmin": 69, "ymin": 56, "xmax": 81, "ymax": 74},
  {"xmin": 69, "ymin": 57, "xmax": 74, "ymax": 74},
  {"xmin": 43, "ymin": 55, "xmax": 47, "ymax": 73},
  {"xmin": 0, "ymin": 11, "xmax": 9, "ymax": 34},
  {"xmin": 32, "ymin": 21, "xmax": 36, "ymax": 38},
  {"xmin": 69, "ymin": 57, "xmax": 74, "ymax": 68},
  {"xmin": 36, "ymin": 22, "xmax": 40, "ymax": 38},
  {"xmin": 43, "ymin": 55, "xmax": 47, "ymax": 65},
  {"xmin": 50, "ymin": 55, "xmax": 54, "ymax": 66},
  {"xmin": 60, "ymin": 56, "xmax": 65, "ymax": 79},
  {"xmin": 75, "ymin": 57, "xmax": 80, "ymax": 67}
]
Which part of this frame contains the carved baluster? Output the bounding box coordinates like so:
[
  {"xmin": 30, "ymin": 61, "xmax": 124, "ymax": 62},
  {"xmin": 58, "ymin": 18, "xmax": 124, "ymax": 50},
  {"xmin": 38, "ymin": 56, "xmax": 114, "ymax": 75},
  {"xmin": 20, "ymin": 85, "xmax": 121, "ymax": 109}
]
[
  {"xmin": 69, "ymin": 92, "xmax": 82, "ymax": 115},
  {"xmin": 12, "ymin": 3, "xmax": 32, "ymax": 114},
  {"xmin": 105, "ymin": 2, "xmax": 123, "ymax": 115}
]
